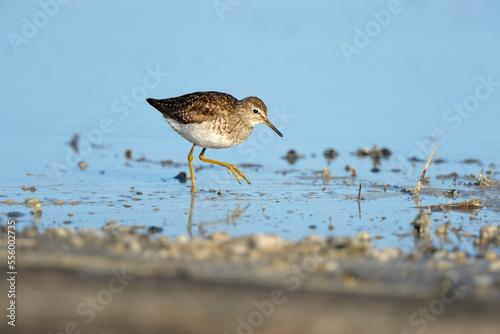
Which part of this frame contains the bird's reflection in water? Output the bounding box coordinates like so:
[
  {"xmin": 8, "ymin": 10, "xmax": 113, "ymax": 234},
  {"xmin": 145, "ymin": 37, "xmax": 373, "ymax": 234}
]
[
  {"xmin": 187, "ymin": 193, "xmax": 195, "ymax": 237},
  {"xmin": 186, "ymin": 193, "xmax": 250, "ymax": 238}
]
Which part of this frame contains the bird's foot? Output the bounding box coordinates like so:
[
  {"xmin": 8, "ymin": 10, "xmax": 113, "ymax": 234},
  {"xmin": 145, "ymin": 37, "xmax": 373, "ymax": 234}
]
[{"xmin": 226, "ymin": 164, "xmax": 251, "ymax": 185}]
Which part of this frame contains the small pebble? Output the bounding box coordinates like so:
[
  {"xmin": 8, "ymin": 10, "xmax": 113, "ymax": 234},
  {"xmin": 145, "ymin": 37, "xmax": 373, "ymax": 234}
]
[
  {"xmin": 55, "ymin": 228, "xmax": 68, "ymax": 238},
  {"xmin": 229, "ymin": 242, "xmax": 249, "ymax": 256},
  {"xmin": 122, "ymin": 235, "xmax": 142, "ymax": 253},
  {"xmin": 177, "ymin": 234, "xmax": 189, "ymax": 244},
  {"xmin": 432, "ymin": 250, "xmax": 448, "ymax": 260},
  {"xmin": 69, "ymin": 236, "xmax": 84, "ymax": 248},
  {"xmin": 102, "ymin": 221, "xmax": 120, "ymax": 232},
  {"xmin": 156, "ymin": 235, "xmax": 171, "ymax": 246},
  {"xmin": 158, "ymin": 249, "xmax": 169, "ymax": 258},
  {"xmin": 210, "ymin": 232, "xmax": 231, "ymax": 242},
  {"xmin": 377, "ymin": 247, "xmax": 400, "ymax": 261},
  {"xmin": 488, "ymin": 260, "xmax": 500, "ymax": 271},
  {"xmin": 447, "ymin": 251, "xmax": 467, "ymax": 262},
  {"xmin": 434, "ymin": 260, "xmax": 453, "ymax": 271},
  {"xmin": 80, "ymin": 228, "xmax": 104, "ymax": 240},
  {"xmin": 304, "ymin": 234, "xmax": 325, "ymax": 244},
  {"xmin": 190, "ymin": 246, "xmax": 211, "ymax": 260},
  {"xmin": 21, "ymin": 225, "xmax": 39, "ymax": 238},
  {"xmin": 64, "ymin": 227, "xmax": 76, "ymax": 235},
  {"xmin": 484, "ymin": 251, "xmax": 497, "ymax": 261},
  {"xmin": 323, "ymin": 260, "xmax": 340, "ymax": 272},
  {"xmin": 31, "ymin": 203, "xmax": 42, "ymax": 216},
  {"xmin": 79, "ymin": 161, "xmax": 88, "ymax": 170},
  {"xmin": 251, "ymin": 234, "xmax": 282, "ymax": 251},
  {"xmin": 25, "ymin": 198, "xmax": 41, "ymax": 205},
  {"xmin": 471, "ymin": 275, "xmax": 493, "ymax": 287},
  {"xmin": 356, "ymin": 232, "xmax": 371, "ymax": 242},
  {"xmin": 479, "ymin": 225, "xmax": 498, "ymax": 243}
]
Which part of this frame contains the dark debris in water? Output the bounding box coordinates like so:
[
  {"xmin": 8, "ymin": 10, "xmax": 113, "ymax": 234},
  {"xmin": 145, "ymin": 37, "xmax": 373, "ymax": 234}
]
[
  {"xmin": 125, "ymin": 149, "xmax": 132, "ymax": 161},
  {"xmin": 444, "ymin": 189, "xmax": 459, "ymax": 198},
  {"xmin": 22, "ymin": 186, "xmax": 37, "ymax": 193},
  {"xmin": 355, "ymin": 145, "xmax": 391, "ymax": 159},
  {"xmin": 437, "ymin": 172, "xmax": 458, "ymax": 180},
  {"xmin": 129, "ymin": 152, "xmax": 182, "ymax": 168},
  {"xmin": 283, "ymin": 150, "xmax": 304, "ymax": 164},
  {"xmin": 409, "ymin": 157, "xmax": 446, "ymax": 164},
  {"xmin": 7, "ymin": 212, "xmax": 25, "ymax": 218},
  {"xmin": 355, "ymin": 145, "xmax": 391, "ymax": 171},
  {"xmin": 148, "ymin": 226, "xmax": 164, "ymax": 234},
  {"xmin": 411, "ymin": 211, "xmax": 430, "ymax": 236},
  {"xmin": 175, "ymin": 171, "xmax": 188, "ymax": 183},
  {"xmin": 69, "ymin": 132, "xmax": 79, "ymax": 154},
  {"xmin": 463, "ymin": 158, "xmax": 481, "ymax": 165},
  {"xmin": 324, "ymin": 148, "xmax": 339, "ymax": 164}
]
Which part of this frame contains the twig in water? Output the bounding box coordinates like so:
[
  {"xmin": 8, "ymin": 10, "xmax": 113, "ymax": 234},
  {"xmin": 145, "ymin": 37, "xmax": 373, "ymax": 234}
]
[{"xmin": 413, "ymin": 145, "xmax": 438, "ymax": 201}]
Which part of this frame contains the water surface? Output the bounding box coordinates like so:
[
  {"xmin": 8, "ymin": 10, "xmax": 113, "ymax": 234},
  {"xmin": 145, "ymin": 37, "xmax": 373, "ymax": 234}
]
[{"xmin": 1, "ymin": 1, "xmax": 499, "ymax": 255}]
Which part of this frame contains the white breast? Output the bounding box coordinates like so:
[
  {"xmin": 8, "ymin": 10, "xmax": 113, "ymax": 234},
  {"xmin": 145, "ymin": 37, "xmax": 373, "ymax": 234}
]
[{"xmin": 166, "ymin": 118, "xmax": 243, "ymax": 149}]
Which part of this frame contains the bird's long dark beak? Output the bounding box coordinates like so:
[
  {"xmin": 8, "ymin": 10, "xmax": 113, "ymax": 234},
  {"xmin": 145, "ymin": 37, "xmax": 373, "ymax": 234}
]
[{"xmin": 263, "ymin": 119, "xmax": 283, "ymax": 137}]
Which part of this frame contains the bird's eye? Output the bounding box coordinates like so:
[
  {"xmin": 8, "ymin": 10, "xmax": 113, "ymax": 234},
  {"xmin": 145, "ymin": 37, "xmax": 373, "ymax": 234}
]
[{"xmin": 253, "ymin": 109, "xmax": 259, "ymax": 114}]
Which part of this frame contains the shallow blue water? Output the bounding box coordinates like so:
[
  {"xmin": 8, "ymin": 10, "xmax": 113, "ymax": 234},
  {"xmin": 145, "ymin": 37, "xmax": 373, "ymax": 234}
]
[{"xmin": 1, "ymin": 1, "xmax": 499, "ymax": 254}]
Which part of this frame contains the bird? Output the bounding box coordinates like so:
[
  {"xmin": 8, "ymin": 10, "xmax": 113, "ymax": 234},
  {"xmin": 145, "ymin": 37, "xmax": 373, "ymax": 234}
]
[{"xmin": 146, "ymin": 91, "xmax": 283, "ymax": 192}]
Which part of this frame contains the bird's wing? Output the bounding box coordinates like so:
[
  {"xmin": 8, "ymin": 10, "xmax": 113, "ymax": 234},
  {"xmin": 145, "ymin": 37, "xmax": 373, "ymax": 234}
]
[{"xmin": 146, "ymin": 92, "xmax": 237, "ymax": 124}]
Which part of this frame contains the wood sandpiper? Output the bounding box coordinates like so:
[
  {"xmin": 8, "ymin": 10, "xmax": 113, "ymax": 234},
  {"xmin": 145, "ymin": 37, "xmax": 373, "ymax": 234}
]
[{"xmin": 146, "ymin": 91, "xmax": 283, "ymax": 192}]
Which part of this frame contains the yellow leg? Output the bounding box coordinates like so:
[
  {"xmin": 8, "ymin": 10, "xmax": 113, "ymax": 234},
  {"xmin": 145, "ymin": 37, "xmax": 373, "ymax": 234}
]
[
  {"xmin": 199, "ymin": 148, "xmax": 251, "ymax": 185},
  {"xmin": 188, "ymin": 144, "xmax": 197, "ymax": 193}
]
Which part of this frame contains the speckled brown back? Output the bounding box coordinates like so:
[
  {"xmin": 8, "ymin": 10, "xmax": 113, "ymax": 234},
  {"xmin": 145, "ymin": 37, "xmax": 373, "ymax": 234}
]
[{"xmin": 146, "ymin": 91, "xmax": 238, "ymax": 124}]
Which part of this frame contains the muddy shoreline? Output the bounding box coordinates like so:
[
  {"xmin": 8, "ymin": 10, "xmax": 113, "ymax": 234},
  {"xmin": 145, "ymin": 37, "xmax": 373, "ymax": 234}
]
[{"xmin": 1, "ymin": 223, "xmax": 500, "ymax": 333}]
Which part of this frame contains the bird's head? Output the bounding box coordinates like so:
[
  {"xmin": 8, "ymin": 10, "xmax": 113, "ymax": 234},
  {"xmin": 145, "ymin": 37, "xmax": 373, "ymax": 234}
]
[{"xmin": 237, "ymin": 96, "xmax": 283, "ymax": 137}]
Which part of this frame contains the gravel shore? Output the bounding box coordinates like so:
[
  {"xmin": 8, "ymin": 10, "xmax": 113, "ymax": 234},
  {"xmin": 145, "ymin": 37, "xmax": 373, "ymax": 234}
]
[{"xmin": 1, "ymin": 222, "xmax": 500, "ymax": 333}]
